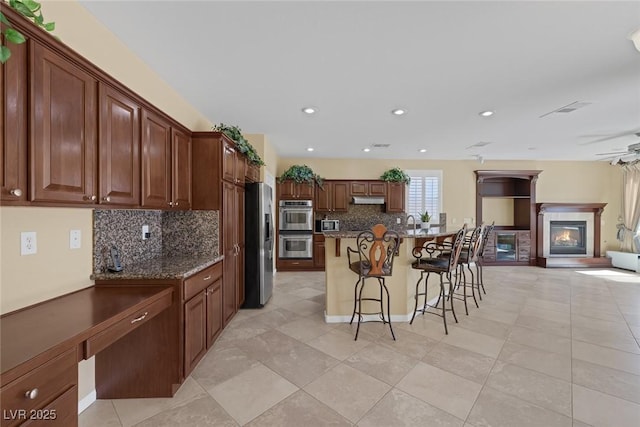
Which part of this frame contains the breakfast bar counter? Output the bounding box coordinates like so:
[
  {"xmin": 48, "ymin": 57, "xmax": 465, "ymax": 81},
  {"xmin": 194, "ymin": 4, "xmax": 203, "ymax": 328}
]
[{"xmin": 323, "ymin": 227, "xmax": 457, "ymax": 322}]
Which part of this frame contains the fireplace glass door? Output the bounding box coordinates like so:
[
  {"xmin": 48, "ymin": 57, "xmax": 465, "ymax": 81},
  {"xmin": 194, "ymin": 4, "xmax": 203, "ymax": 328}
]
[{"xmin": 550, "ymin": 221, "xmax": 587, "ymax": 255}]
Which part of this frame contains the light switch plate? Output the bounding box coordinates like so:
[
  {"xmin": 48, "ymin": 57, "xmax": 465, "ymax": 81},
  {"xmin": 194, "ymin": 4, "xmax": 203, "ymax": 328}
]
[
  {"xmin": 21, "ymin": 231, "xmax": 37, "ymax": 255},
  {"xmin": 70, "ymin": 230, "xmax": 81, "ymax": 249},
  {"xmin": 142, "ymin": 225, "xmax": 149, "ymax": 240}
]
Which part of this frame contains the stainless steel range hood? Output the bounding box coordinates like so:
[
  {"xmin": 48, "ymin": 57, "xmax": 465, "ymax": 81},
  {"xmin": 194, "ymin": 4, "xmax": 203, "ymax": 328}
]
[{"xmin": 351, "ymin": 196, "xmax": 385, "ymax": 205}]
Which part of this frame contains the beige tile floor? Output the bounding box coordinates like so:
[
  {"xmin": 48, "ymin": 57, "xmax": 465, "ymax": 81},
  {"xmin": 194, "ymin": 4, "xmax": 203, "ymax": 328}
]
[{"xmin": 80, "ymin": 266, "xmax": 640, "ymax": 426}]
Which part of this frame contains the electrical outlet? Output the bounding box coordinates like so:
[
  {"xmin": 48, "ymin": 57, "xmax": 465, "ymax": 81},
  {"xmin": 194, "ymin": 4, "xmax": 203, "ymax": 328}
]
[
  {"xmin": 70, "ymin": 229, "xmax": 81, "ymax": 249},
  {"xmin": 396, "ymin": 218, "xmax": 401, "ymax": 224},
  {"xmin": 142, "ymin": 225, "xmax": 149, "ymax": 240},
  {"xmin": 21, "ymin": 231, "xmax": 37, "ymax": 255}
]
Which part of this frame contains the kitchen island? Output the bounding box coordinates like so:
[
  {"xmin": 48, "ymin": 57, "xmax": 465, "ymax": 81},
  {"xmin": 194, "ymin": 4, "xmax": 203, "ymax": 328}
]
[{"xmin": 323, "ymin": 227, "xmax": 458, "ymax": 322}]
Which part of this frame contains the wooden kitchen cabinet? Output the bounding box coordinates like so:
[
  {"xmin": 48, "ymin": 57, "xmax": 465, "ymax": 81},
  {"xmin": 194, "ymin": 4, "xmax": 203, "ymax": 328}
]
[
  {"xmin": 141, "ymin": 110, "xmax": 191, "ymax": 209},
  {"xmin": 349, "ymin": 181, "xmax": 386, "ymax": 197},
  {"xmin": 385, "ymin": 182, "xmax": 406, "ymax": 213},
  {"xmin": 98, "ymin": 83, "xmax": 141, "ymax": 206},
  {"xmin": 0, "ymin": 31, "xmax": 28, "ymax": 203},
  {"xmin": 278, "ymin": 181, "xmax": 314, "ymax": 200},
  {"xmin": 31, "ymin": 41, "xmax": 98, "ymax": 204},
  {"xmin": 206, "ymin": 279, "xmax": 223, "ymax": 348},
  {"xmin": 183, "ymin": 291, "xmax": 206, "ymax": 376},
  {"xmin": 245, "ymin": 159, "xmax": 260, "ymax": 183},
  {"xmin": 313, "ymin": 234, "xmax": 326, "ymax": 268},
  {"xmin": 315, "ymin": 181, "xmax": 348, "ymax": 213}
]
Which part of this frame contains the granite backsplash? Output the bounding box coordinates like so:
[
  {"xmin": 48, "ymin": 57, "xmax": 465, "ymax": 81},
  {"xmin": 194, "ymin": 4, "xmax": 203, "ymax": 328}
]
[
  {"xmin": 321, "ymin": 205, "xmax": 406, "ymax": 231},
  {"xmin": 93, "ymin": 209, "xmax": 218, "ymax": 273}
]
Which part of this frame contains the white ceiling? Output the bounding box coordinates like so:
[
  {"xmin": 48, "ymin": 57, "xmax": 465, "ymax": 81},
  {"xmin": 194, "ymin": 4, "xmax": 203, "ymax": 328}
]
[{"xmin": 79, "ymin": 0, "xmax": 640, "ymax": 161}]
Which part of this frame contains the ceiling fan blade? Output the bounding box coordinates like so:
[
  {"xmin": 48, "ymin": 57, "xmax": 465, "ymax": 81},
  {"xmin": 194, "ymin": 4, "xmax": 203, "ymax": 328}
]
[
  {"xmin": 579, "ymin": 129, "xmax": 640, "ymax": 146},
  {"xmin": 596, "ymin": 150, "xmax": 630, "ymax": 156}
]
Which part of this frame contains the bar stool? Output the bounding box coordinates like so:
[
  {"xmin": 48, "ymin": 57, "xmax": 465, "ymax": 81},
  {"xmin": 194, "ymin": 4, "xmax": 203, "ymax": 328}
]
[
  {"xmin": 346, "ymin": 224, "xmax": 400, "ymax": 341},
  {"xmin": 410, "ymin": 225, "xmax": 467, "ymax": 334},
  {"xmin": 476, "ymin": 222, "xmax": 494, "ymax": 298},
  {"xmin": 453, "ymin": 225, "xmax": 484, "ymax": 314}
]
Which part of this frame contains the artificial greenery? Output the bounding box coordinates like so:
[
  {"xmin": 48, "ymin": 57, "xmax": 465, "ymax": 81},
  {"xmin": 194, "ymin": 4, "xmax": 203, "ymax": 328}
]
[
  {"xmin": 1, "ymin": 0, "xmax": 55, "ymax": 63},
  {"xmin": 420, "ymin": 211, "xmax": 432, "ymax": 222},
  {"xmin": 278, "ymin": 164, "xmax": 324, "ymax": 188},
  {"xmin": 212, "ymin": 123, "xmax": 265, "ymax": 166},
  {"xmin": 380, "ymin": 167, "xmax": 410, "ymax": 184}
]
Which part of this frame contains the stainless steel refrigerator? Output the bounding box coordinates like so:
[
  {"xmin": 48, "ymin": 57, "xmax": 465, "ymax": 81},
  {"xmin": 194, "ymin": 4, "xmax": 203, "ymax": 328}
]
[{"xmin": 243, "ymin": 183, "xmax": 274, "ymax": 308}]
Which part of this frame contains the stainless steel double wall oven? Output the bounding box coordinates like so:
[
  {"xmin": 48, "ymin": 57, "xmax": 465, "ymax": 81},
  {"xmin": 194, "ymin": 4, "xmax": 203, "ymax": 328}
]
[{"xmin": 278, "ymin": 200, "xmax": 313, "ymax": 259}]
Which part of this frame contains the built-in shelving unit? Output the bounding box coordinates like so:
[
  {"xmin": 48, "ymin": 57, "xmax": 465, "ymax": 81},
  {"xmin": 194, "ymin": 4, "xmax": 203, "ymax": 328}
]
[{"xmin": 475, "ymin": 170, "xmax": 542, "ymax": 266}]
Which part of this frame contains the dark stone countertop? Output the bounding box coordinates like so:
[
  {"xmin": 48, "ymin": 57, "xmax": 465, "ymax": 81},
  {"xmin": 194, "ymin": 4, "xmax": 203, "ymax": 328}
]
[
  {"xmin": 323, "ymin": 226, "xmax": 456, "ymax": 239},
  {"xmin": 91, "ymin": 255, "xmax": 224, "ymax": 281}
]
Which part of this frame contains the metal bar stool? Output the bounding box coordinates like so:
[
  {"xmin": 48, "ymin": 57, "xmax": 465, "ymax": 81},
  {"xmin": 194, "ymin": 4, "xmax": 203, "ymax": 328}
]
[
  {"xmin": 346, "ymin": 224, "xmax": 400, "ymax": 341},
  {"xmin": 476, "ymin": 222, "xmax": 495, "ymax": 299},
  {"xmin": 452, "ymin": 225, "xmax": 484, "ymax": 314},
  {"xmin": 409, "ymin": 225, "xmax": 467, "ymax": 334}
]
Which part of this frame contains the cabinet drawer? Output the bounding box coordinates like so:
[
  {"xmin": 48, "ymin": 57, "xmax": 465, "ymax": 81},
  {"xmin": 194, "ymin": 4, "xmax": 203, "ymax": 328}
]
[
  {"xmin": 84, "ymin": 291, "xmax": 172, "ymax": 358},
  {"xmin": 21, "ymin": 385, "xmax": 77, "ymax": 427},
  {"xmin": 0, "ymin": 349, "xmax": 77, "ymax": 427},
  {"xmin": 183, "ymin": 263, "xmax": 222, "ymax": 301}
]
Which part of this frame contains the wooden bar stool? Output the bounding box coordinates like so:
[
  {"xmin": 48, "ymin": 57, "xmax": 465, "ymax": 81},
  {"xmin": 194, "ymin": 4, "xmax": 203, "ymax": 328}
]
[
  {"xmin": 346, "ymin": 224, "xmax": 400, "ymax": 341},
  {"xmin": 410, "ymin": 225, "xmax": 467, "ymax": 334}
]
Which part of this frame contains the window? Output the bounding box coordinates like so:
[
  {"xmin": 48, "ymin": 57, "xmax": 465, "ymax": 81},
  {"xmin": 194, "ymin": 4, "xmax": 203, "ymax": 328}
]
[{"xmin": 405, "ymin": 170, "xmax": 443, "ymax": 223}]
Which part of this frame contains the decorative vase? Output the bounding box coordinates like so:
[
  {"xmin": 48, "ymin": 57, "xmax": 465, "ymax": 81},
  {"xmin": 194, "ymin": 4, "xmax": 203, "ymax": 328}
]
[{"xmin": 421, "ymin": 222, "xmax": 431, "ymax": 229}]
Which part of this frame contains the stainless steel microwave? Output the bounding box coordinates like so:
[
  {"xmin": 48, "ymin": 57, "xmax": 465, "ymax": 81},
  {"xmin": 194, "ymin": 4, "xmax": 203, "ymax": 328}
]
[{"xmin": 321, "ymin": 220, "xmax": 340, "ymax": 232}]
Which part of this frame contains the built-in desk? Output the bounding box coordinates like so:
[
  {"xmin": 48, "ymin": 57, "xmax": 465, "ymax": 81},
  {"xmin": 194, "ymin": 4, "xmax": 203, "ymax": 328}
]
[{"xmin": 0, "ymin": 286, "xmax": 173, "ymax": 427}]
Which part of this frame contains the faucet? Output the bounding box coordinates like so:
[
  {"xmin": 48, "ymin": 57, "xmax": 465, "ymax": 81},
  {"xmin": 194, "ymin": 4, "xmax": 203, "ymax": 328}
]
[{"xmin": 406, "ymin": 214, "xmax": 417, "ymax": 234}]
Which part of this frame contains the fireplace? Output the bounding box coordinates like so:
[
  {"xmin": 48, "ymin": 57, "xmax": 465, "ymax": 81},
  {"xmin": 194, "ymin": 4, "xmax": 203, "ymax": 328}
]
[{"xmin": 549, "ymin": 221, "xmax": 586, "ymax": 255}]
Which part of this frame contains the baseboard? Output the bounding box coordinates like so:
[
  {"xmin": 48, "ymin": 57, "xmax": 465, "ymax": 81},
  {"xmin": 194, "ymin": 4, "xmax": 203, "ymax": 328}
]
[
  {"xmin": 78, "ymin": 390, "xmax": 96, "ymax": 414},
  {"xmin": 324, "ymin": 295, "xmax": 441, "ymax": 323}
]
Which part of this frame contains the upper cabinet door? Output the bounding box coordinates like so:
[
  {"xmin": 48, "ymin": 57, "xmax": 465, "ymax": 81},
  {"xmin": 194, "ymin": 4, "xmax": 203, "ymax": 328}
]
[
  {"xmin": 222, "ymin": 141, "xmax": 236, "ymax": 183},
  {"xmin": 172, "ymin": 128, "xmax": 192, "ymax": 209},
  {"xmin": 141, "ymin": 109, "xmax": 172, "ymax": 208},
  {"xmin": 31, "ymin": 42, "xmax": 98, "ymax": 203},
  {"xmin": 99, "ymin": 83, "xmax": 140, "ymax": 206},
  {"xmin": 1, "ymin": 32, "xmax": 28, "ymax": 202}
]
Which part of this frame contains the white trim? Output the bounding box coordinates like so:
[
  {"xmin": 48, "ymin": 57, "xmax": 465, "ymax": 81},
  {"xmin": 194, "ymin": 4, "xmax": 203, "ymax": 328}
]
[
  {"xmin": 78, "ymin": 389, "xmax": 96, "ymax": 414},
  {"xmin": 323, "ymin": 295, "xmax": 441, "ymax": 323}
]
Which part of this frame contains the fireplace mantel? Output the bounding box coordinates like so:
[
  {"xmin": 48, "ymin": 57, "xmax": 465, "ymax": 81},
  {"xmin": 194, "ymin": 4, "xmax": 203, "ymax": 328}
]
[{"xmin": 535, "ymin": 203, "xmax": 611, "ymax": 268}]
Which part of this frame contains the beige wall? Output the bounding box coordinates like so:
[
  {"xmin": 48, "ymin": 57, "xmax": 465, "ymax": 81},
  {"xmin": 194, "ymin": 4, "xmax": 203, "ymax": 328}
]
[
  {"xmin": 278, "ymin": 158, "xmax": 623, "ymax": 251},
  {"xmin": 245, "ymin": 134, "xmax": 279, "ymax": 181},
  {"xmin": 41, "ymin": 0, "xmax": 213, "ymax": 131}
]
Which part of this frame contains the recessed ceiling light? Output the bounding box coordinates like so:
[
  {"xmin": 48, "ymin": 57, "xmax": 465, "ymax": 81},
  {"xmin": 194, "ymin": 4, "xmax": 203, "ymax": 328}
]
[
  {"xmin": 479, "ymin": 110, "xmax": 494, "ymax": 117},
  {"xmin": 306, "ymin": 147, "xmax": 314, "ymax": 152},
  {"xmin": 362, "ymin": 148, "xmax": 371, "ymax": 152},
  {"xmin": 302, "ymin": 107, "xmax": 317, "ymax": 114},
  {"xmin": 391, "ymin": 108, "xmax": 407, "ymax": 116},
  {"xmin": 419, "ymin": 149, "xmax": 427, "ymax": 153}
]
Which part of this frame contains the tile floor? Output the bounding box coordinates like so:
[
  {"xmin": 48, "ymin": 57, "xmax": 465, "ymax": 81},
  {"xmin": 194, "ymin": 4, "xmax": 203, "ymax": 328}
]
[{"xmin": 80, "ymin": 266, "xmax": 640, "ymax": 426}]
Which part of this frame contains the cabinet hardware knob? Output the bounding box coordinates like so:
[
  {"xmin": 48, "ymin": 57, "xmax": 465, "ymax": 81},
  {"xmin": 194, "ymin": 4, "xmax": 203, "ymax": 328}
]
[
  {"xmin": 175, "ymin": 202, "xmax": 179, "ymax": 206},
  {"xmin": 10, "ymin": 188, "xmax": 23, "ymax": 197},
  {"xmin": 103, "ymin": 196, "xmax": 111, "ymax": 202},
  {"xmin": 25, "ymin": 389, "xmax": 38, "ymax": 399},
  {"xmin": 91, "ymin": 195, "xmax": 97, "ymax": 201},
  {"xmin": 130, "ymin": 311, "xmax": 148, "ymax": 324},
  {"xmin": 83, "ymin": 195, "xmax": 97, "ymax": 201},
  {"xmin": 168, "ymin": 202, "xmax": 174, "ymax": 207},
  {"xmin": 203, "ymin": 275, "xmax": 212, "ymax": 281}
]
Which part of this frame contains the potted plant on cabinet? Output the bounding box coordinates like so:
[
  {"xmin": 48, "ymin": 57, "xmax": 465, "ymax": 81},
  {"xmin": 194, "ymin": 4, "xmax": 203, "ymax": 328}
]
[
  {"xmin": 420, "ymin": 211, "xmax": 432, "ymax": 229},
  {"xmin": 278, "ymin": 164, "xmax": 324, "ymax": 188},
  {"xmin": 212, "ymin": 123, "xmax": 265, "ymax": 166},
  {"xmin": 380, "ymin": 167, "xmax": 410, "ymax": 184}
]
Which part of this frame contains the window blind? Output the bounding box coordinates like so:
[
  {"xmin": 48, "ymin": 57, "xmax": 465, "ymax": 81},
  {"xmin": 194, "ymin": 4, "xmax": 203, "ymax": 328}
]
[{"xmin": 405, "ymin": 170, "xmax": 443, "ymax": 222}]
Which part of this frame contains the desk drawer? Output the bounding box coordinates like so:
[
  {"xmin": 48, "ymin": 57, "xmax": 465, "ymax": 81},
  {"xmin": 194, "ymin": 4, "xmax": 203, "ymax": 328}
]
[
  {"xmin": 0, "ymin": 349, "xmax": 77, "ymax": 427},
  {"xmin": 183, "ymin": 263, "xmax": 222, "ymax": 301},
  {"xmin": 21, "ymin": 385, "xmax": 77, "ymax": 427},
  {"xmin": 84, "ymin": 291, "xmax": 172, "ymax": 358}
]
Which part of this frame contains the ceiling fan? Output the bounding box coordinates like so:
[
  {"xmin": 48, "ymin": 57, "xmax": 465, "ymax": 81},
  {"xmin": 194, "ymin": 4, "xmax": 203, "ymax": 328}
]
[{"xmin": 595, "ymin": 141, "xmax": 640, "ymax": 163}]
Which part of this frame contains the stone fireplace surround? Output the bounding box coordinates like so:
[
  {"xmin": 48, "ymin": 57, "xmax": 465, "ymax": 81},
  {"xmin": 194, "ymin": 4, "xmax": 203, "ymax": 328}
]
[{"xmin": 535, "ymin": 203, "xmax": 612, "ymax": 268}]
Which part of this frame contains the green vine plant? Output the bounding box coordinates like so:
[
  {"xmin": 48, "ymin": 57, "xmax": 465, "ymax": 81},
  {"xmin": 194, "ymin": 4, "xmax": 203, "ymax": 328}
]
[
  {"xmin": 278, "ymin": 164, "xmax": 324, "ymax": 188},
  {"xmin": 380, "ymin": 167, "xmax": 411, "ymax": 184},
  {"xmin": 212, "ymin": 123, "xmax": 265, "ymax": 166},
  {"xmin": 0, "ymin": 0, "xmax": 55, "ymax": 63}
]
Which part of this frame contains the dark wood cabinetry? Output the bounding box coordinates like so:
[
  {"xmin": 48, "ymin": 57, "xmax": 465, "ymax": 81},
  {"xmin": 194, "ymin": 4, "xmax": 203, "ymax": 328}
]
[
  {"xmin": 313, "ymin": 234, "xmax": 326, "ymax": 268},
  {"xmin": 182, "ymin": 263, "xmax": 223, "ymax": 375},
  {"xmin": 349, "ymin": 181, "xmax": 386, "ymax": 197},
  {"xmin": 475, "ymin": 170, "xmax": 541, "ymax": 265},
  {"xmin": 141, "ymin": 111, "xmax": 191, "ymax": 210},
  {"xmin": 31, "ymin": 41, "xmax": 98, "ymax": 204},
  {"xmin": 278, "ymin": 181, "xmax": 314, "ymax": 200},
  {"xmin": 385, "ymin": 182, "xmax": 406, "ymax": 213},
  {"xmin": 316, "ymin": 181, "xmax": 348, "ymax": 212},
  {"xmin": 192, "ymin": 132, "xmax": 256, "ymax": 323},
  {"xmin": 1, "ymin": 30, "xmax": 28, "ymax": 203},
  {"xmin": 98, "ymin": 83, "xmax": 140, "ymax": 206}
]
